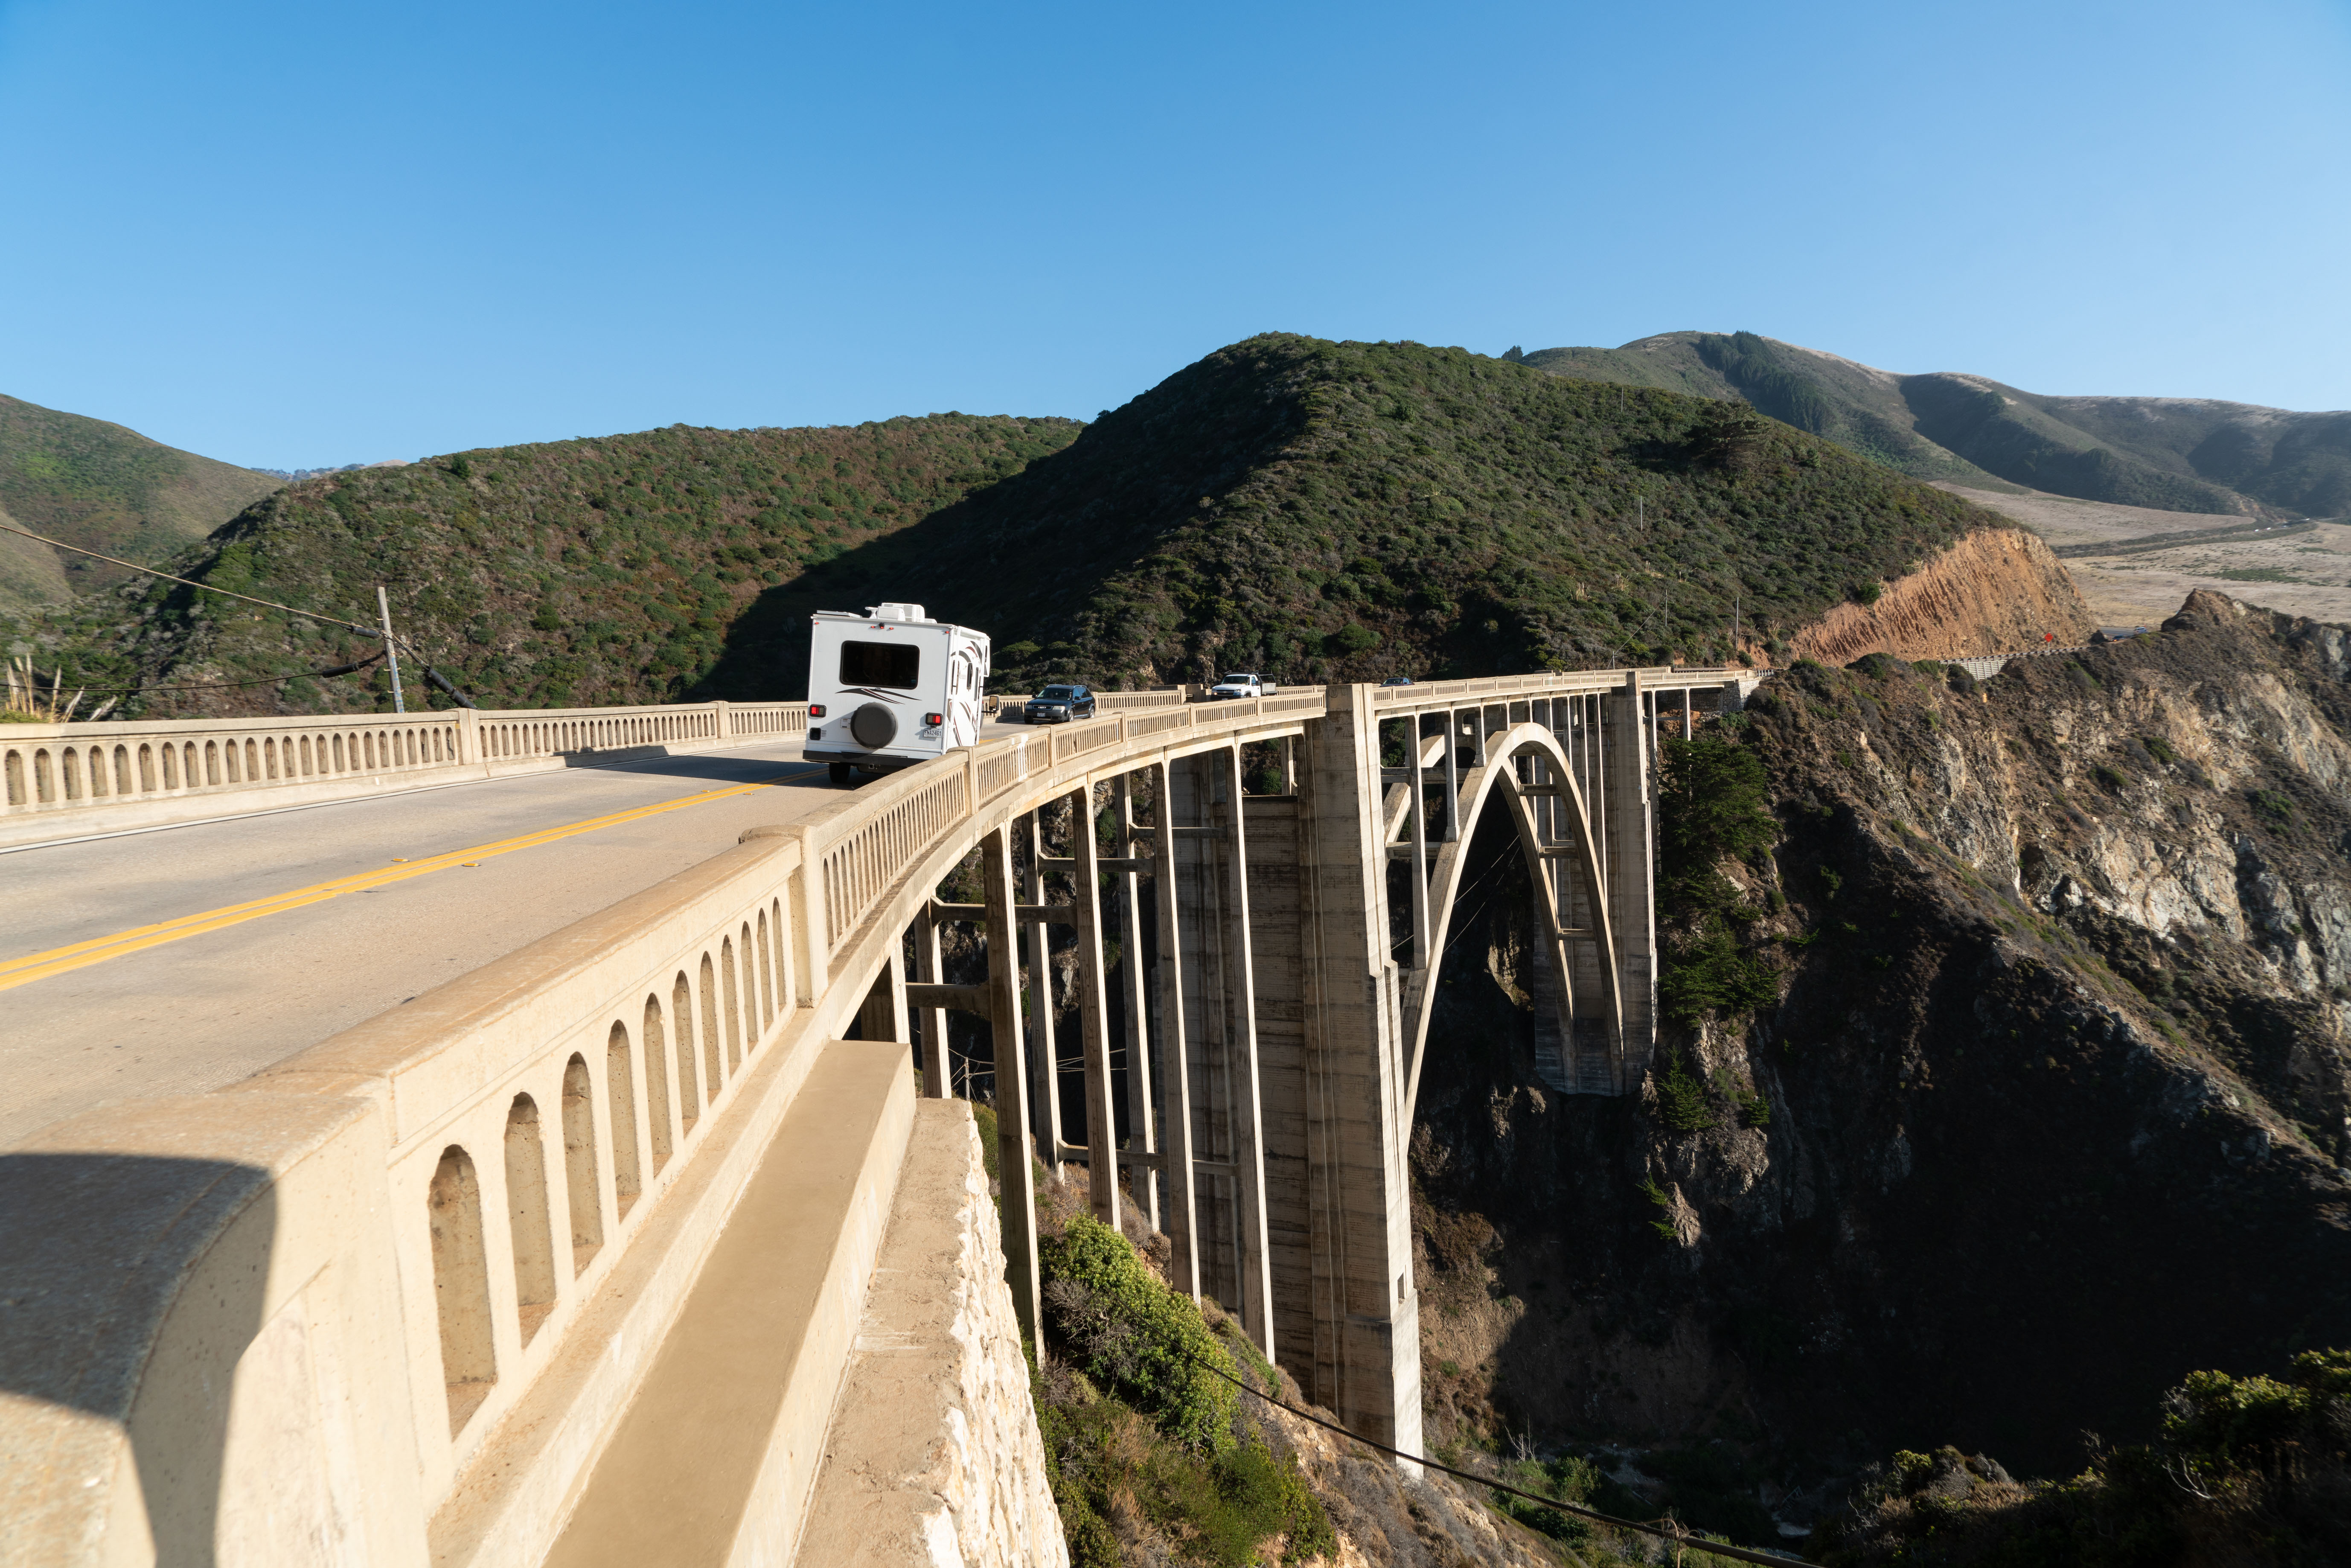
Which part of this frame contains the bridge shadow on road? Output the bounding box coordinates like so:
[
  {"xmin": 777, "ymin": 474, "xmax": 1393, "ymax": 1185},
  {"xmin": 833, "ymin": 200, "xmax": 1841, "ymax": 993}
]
[{"xmin": 0, "ymin": 1151, "xmax": 273, "ymax": 1567}]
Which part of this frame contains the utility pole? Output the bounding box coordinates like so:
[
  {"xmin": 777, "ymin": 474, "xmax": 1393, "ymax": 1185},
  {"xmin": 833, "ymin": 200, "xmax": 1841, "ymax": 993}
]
[{"xmin": 377, "ymin": 584, "xmax": 407, "ymax": 713}]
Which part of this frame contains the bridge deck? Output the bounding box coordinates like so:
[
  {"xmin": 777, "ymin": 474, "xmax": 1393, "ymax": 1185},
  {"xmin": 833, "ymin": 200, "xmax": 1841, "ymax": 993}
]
[{"xmin": 0, "ymin": 738, "xmax": 844, "ymax": 1149}]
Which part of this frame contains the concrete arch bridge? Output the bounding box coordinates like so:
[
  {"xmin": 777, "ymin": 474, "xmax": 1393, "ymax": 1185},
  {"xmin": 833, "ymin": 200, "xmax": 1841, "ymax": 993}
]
[{"xmin": 1, "ymin": 668, "xmax": 1755, "ymax": 1567}]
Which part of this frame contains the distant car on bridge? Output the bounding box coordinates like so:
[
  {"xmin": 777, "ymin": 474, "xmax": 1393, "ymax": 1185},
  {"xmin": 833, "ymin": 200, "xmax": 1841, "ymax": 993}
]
[
  {"xmin": 1023, "ymin": 684, "xmax": 1097, "ymax": 724},
  {"xmin": 804, "ymin": 602, "xmax": 990, "ymax": 785}
]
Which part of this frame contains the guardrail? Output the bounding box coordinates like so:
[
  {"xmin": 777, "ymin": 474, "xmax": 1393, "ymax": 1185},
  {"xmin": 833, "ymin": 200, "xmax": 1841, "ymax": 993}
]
[
  {"xmin": 0, "ymin": 699, "xmax": 808, "ymax": 845},
  {"xmin": 0, "ymin": 666, "xmax": 1752, "ymax": 1567}
]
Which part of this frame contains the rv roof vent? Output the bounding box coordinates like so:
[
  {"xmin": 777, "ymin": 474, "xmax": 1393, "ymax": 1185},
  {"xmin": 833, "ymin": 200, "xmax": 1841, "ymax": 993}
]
[{"xmin": 867, "ymin": 602, "xmax": 928, "ymax": 623}]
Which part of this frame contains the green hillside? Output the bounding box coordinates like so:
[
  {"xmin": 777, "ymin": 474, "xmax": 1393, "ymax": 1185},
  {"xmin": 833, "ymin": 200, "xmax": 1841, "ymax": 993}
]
[
  {"xmin": 0, "ymin": 394, "xmax": 283, "ymax": 609},
  {"xmin": 8, "ymin": 415, "xmax": 1079, "ymax": 715},
  {"xmin": 709, "ymin": 335, "xmax": 2013, "ymax": 692},
  {"xmin": 9, "ymin": 335, "xmax": 2032, "ymax": 713},
  {"xmin": 1525, "ymin": 331, "xmax": 2351, "ymax": 518}
]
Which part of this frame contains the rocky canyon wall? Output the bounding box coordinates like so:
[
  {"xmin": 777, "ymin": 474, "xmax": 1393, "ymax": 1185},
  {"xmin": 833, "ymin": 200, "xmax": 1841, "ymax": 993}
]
[{"xmin": 1411, "ymin": 591, "xmax": 2351, "ymax": 1497}]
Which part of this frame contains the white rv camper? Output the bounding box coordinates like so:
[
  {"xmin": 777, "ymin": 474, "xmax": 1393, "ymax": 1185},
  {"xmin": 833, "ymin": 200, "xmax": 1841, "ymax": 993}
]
[{"xmin": 803, "ymin": 603, "xmax": 991, "ymax": 785}]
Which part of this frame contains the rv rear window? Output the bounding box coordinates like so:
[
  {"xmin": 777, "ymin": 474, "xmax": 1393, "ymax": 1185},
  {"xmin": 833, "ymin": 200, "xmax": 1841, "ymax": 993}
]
[{"xmin": 840, "ymin": 640, "xmax": 920, "ymax": 689}]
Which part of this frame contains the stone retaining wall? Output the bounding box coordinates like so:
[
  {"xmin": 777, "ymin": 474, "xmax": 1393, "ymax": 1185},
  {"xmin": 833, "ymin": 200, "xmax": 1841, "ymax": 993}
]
[{"xmin": 799, "ymin": 1100, "xmax": 1066, "ymax": 1567}]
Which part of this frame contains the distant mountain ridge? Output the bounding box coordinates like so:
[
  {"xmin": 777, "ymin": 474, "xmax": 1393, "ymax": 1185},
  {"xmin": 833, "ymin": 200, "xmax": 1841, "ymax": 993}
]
[
  {"xmin": 0, "ymin": 394, "xmax": 282, "ymax": 612},
  {"xmin": 1519, "ymin": 332, "xmax": 2351, "ymax": 521}
]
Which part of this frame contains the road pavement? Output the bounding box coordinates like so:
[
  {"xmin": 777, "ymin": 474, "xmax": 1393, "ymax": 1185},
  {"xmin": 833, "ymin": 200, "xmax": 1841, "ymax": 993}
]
[{"xmin": 0, "ymin": 740, "xmax": 850, "ymax": 1149}]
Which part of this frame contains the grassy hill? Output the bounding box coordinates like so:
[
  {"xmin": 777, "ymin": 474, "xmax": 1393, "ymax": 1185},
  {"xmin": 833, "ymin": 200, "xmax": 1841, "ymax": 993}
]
[
  {"xmin": 714, "ymin": 335, "xmax": 2009, "ymax": 693},
  {"xmin": 0, "ymin": 394, "xmax": 283, "ymax": 611},
  {"xmin": 10, "ymin": 335, "xmax": 2028, "ymax": 713},
  {"xmin": 1525, "ymin": 333, "xmax": 2018, "ymax": 490},
  {"xmin": 1525, "ymin": 332, "xmax": 2351, "ymax": 519},
  {"xmin": 9, "ymin": 415, "xmax": 1080, "ymax": 714}
]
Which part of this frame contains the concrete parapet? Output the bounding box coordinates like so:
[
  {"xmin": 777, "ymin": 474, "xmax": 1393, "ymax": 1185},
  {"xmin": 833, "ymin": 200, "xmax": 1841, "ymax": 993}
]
[
  {"xmin": 798, "ymin": 1101, "xmax": 1066, "ymax": 1568},
  {"xmin": 0, "ymin": 701, "xmax": 809, "ymax": 851},
  {"xmin": 0, "ymin": 1092, "xmax": 425, "ymax": 1568}
]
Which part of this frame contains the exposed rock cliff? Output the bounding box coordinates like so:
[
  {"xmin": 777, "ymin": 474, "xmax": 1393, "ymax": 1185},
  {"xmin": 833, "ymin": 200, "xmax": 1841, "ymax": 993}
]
[
  {"xmin": 1411, "ymin": 591, "xmax": 2351, "ymax": 1507},
  {"xmin": 1784, "ymin": 527, "xmax": 2096, "ymax": 665}
]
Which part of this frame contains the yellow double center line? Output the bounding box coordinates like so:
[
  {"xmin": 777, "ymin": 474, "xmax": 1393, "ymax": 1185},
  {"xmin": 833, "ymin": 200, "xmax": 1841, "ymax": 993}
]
[{"xmin": 0, "ymin": 770, "xmax": 812, "ymax": 994}]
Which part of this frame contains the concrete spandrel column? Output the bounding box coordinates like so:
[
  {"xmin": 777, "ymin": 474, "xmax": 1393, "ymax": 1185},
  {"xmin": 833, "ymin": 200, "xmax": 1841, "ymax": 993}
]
[
  {"xmin": 1068, "ymin": 784, "xmax": 1123, "ymax": 1233},
  {"xmin": 914, "ymin": 908, "xmax": 949, "ymax": 1098},
  {"xmin": 858, "ymin": 950, "xmax": 909, "ymax": 1045},
  {"xmin": 1291, "ymin": 683, "xmax": 1422, "ymax": 1460},
  {"xmin": 1171, "ymin": 756, "xmax": 1252, "ymax": 1324},
  {"xmin": 981, "ymin": 828, "xmax": 1042, "ymax": 1349},
  {"xmin": 1115, "ymin": 773, "xmax": 1159, "ymax": 1231},
  {"xmin": 1150, "ymin": 758, "xmax": 1202, "ymax": 1300},
  {"xmin": 1215, "ymin": 746, "xmax": 1275, "ymax": 1362},
  {"xmin": 1603, "ymin": 674, "xmax": 1657, "ymax": 1091},
  {"xmin": 1022, "ymin": 812, "xmax": 1063, "ymax": 1174}
]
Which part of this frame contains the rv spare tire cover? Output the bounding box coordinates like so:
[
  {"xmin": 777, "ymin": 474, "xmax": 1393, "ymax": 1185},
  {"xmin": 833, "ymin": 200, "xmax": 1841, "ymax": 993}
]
[{"xmin": 849, "ymin": 702, "xmax": 897, "ymax": 749}]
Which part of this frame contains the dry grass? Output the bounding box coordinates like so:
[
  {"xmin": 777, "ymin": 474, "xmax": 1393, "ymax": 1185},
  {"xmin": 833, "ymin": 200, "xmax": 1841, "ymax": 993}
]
[{"xmin": 1, "ymin": 655, "xmax": 86, "ymax": 722}]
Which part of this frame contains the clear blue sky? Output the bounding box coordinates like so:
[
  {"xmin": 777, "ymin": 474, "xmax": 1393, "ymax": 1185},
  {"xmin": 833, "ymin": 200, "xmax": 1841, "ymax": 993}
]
[{"xmin": 3, "ymin": 0, "xmax": 2347, "ymax": 468}]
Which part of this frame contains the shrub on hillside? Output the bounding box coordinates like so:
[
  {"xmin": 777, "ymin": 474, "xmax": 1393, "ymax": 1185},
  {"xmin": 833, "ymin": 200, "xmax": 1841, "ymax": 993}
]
[
  {"xmin": 1819, "ymin": 1350, "xmax": 2351, "ymax": 1568},
  {"xmin": 1033, "ymin": 1216, "xmax": 1335, "ymax": 1566},
  {"xmin": 1656, "ymin": 737, "xmax": 1781, "ymax": 1025},
  {"xmin": 1040, "ymin": 1216, "xmax": 1239, "ymax": 1452}
]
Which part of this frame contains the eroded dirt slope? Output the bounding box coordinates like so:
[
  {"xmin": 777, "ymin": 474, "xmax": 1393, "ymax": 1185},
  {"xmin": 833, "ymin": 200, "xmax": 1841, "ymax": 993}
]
[{"xmin": 1784, "ymin": 527, "xmax": 2094, "ymax": 663}]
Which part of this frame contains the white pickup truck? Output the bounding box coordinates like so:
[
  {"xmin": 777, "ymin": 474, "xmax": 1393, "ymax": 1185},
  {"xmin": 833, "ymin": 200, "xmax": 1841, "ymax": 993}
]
[{"xmin": 1207, "ymin": 672, "xmax": 1278, "ymax": 700}]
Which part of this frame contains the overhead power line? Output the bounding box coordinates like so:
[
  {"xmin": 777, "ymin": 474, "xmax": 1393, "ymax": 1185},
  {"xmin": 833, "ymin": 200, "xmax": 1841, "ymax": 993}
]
[
  {"xmin": 47, "ymin": 650, "xmax": 389, "ymax": 699},
  {"xmin": 1191, "ymin": 1356, "xmax": 1806, "ymax": 1568},
  {"xmin": 0, "ymin": 520, "xmax": 387, "ymax": 638},
  {"xmin": 0, "ymin": 521, "xmax": 477, "ymax": 708}
]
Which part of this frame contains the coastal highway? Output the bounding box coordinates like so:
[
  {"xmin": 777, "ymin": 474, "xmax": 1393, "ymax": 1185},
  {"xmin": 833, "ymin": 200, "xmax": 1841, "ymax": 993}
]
[{"xmin": 0, "ymin": 739, "xmax": 850, "ymax": 1149}]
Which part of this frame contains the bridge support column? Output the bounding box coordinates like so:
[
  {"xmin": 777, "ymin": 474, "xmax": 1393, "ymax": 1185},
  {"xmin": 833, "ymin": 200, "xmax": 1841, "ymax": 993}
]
[
  {"xmin": 981, "ymin": 828, "xmax": 1042, "ymax": 1348},
  {"xmin": 1292, "ymin": 684, "xmax": 1421, "ymax": 1458},
  {"xmin": 1115, "ymin": 774, "xmax": 1159, "ymax": 1231},
  {"xmin": 1603, "ymin": 675, "xmax": 1658, "ymax": 1089},
  {"xmin": 1022, "ymin": 811, "xmax": 1064, "ymax": 1178},
  {"xmin": 1149, "ymin": 758, "xmax": 1202, "ymax": 1300},
  {"xmin": 857, "ymin": 951, "xmax": 909, "ymax": 1045},
  {"xmin": 1068, "ymin": 784, "xmax": 1123, "ymax": 1232},
  {"xmin": 913, "ymin": 907, "xmax": 949, "ymax": 1097},
  {"xmin": 1170, "ymin": 752, "xmax": 1275, "ymax": 1358}
]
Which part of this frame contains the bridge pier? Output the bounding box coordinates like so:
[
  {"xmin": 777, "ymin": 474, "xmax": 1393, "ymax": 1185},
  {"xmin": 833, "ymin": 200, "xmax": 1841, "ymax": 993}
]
[
  {"xmin": 1289, "ymin": 685, "xmax": 1423, "ymax": 1454},
  {"xmin": 1169, "ymin": 750, "xmax": 1277, "ymax": 1358}
]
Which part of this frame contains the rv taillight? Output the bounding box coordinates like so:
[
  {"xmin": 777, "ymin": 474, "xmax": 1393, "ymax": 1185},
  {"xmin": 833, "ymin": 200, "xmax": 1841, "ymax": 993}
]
[
  {"xmin": 808, "ymin": 704, "xmax": 826, "ymax": 718},
  {"xmin": 925, "ymin": 713, "xmax": 943, "ymax": 726}
]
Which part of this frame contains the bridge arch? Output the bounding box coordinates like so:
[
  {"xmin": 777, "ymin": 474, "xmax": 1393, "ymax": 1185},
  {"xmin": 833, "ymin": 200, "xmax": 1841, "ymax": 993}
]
[{"xmin": 1394, "ymin": 720, "xmax": 1624, "ymax": 1125}]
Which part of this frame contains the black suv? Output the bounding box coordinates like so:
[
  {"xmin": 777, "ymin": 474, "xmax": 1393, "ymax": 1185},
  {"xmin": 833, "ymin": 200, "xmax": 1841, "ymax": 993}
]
[{"xmin": 1023, "ymin": 684, "xmax": 1097, "ymax": 724}]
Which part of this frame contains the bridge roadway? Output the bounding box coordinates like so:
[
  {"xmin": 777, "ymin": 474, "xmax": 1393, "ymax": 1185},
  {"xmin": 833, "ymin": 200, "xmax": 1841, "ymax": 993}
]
[{"xmin": 0, "ymin": 738, "xmax": 850, "ymax": 1149}]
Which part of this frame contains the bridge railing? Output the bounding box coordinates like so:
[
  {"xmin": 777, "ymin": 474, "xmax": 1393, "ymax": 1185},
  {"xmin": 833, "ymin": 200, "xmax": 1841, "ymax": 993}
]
[
  {"xmin": 1368, "ymin": 665, "xmax": 1754, "ymax": 707},
  {"xmin": 0, "ymin": 709, "xmax": 467, "ymax": 816},
  {"xmin": 0, "ymin": 699, "xmax": 809, "ymax": 844}
]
